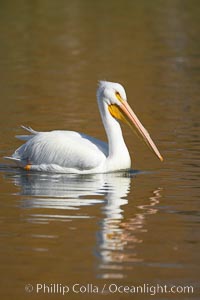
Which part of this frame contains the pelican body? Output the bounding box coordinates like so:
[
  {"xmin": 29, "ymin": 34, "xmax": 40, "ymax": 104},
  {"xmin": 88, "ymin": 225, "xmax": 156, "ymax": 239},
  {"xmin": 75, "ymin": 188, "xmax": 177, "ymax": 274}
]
[{"xmin": 5, "ymin": 81, "xmax": 163, "ymax": 173}]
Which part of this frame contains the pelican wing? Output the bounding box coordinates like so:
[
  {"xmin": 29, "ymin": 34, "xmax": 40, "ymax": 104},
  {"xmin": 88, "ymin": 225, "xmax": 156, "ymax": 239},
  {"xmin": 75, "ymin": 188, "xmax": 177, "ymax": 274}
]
[
  {"xmin": 15, "ymin": 126, "xmax": 38, "ymax": 141},
  {"xmin": 9, "ymin": 130, "xmax": 108, "ymax": 171}
]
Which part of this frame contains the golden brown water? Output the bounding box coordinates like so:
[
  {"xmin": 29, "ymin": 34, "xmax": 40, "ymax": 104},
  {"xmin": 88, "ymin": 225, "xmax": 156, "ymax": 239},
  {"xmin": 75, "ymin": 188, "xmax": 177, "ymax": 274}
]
[{"xmin": 0, "ymin": 1, "xmax": 199, "ymax": 299}]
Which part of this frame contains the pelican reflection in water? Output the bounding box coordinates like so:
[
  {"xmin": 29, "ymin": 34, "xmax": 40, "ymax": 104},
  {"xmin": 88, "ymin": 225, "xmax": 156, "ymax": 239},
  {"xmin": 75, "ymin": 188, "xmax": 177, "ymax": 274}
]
[
  {"xmin": 8, "ymin": 170, "xmax": 162, "ymax": 278},
  {"xmin": 5, "ymin": 81, "xmax": 163, "ymax": 173}
]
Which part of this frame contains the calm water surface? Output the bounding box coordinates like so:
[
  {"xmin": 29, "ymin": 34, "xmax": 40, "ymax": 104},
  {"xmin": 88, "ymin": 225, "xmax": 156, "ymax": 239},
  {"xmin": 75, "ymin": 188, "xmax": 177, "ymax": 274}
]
[{"xmin": 0, "ymin": 1, "xmax": 199, "ymax": 299}]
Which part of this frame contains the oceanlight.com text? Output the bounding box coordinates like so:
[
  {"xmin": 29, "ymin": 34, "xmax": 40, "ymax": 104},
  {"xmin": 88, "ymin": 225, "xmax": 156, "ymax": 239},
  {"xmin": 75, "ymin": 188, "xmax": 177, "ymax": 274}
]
[{"xmin": 25, "ymin": 282, "xmax": 194, "ymax": 296}]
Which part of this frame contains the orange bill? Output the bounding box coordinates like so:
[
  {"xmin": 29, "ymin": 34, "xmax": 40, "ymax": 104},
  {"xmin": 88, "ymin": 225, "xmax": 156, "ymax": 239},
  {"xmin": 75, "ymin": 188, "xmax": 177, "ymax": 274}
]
[{"xmin": 108, "ymin": 100, "xmax": 163, "ymax": 161}]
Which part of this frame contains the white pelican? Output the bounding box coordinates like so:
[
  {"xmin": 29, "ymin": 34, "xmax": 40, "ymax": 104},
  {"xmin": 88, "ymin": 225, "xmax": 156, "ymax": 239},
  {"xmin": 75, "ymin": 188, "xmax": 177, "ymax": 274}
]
[{"xmin": 5, "ymin": 81, "xmax": 163, "ymax": 173}]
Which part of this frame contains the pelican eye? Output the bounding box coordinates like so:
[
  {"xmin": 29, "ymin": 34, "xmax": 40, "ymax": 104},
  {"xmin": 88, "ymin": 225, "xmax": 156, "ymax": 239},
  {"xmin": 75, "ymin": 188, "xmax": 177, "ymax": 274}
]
[{"xmin": 115, "ymin": 91, "xmax": 122, "ymax": 101}]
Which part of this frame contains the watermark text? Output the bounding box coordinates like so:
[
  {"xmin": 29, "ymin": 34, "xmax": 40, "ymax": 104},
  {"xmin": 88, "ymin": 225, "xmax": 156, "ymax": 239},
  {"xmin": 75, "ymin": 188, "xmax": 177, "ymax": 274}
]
[{"xmin": 24, "ymin": 282, "xmax": 194, "ymax": 296}]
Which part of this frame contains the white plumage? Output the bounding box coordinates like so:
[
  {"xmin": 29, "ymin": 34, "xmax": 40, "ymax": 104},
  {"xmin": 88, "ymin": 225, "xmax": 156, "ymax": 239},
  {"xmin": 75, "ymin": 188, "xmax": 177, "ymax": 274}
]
[{"xmin": 5, "ymin": 81, "xmax": 163, "ymax": 173}]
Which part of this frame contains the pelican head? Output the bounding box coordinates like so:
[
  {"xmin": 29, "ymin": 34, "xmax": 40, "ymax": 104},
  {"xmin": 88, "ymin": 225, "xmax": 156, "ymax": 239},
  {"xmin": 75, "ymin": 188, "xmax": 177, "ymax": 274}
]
[
  {"xmin": 97, "ymin": 81, "xmax": 163, "ymax": 162},
  {"xmin": 97, "ymin": 81, "xmax": 127, "ymax": 105}
]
